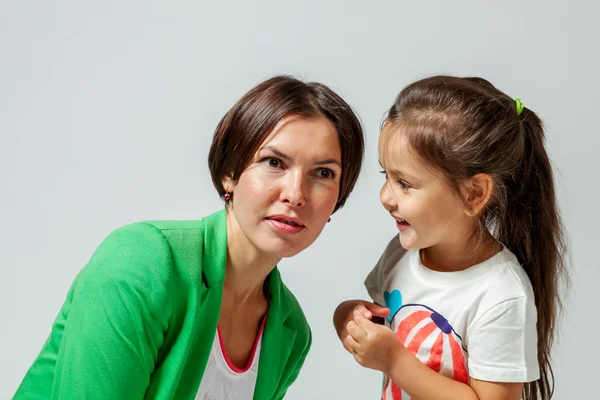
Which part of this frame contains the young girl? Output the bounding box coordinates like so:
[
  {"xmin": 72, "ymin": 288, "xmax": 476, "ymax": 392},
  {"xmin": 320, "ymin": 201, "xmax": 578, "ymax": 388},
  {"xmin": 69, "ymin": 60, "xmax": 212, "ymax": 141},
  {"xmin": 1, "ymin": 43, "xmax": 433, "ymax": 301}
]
[{"xmin": 334, "ymin": 76, "xmax": 567, "ymax": 400}]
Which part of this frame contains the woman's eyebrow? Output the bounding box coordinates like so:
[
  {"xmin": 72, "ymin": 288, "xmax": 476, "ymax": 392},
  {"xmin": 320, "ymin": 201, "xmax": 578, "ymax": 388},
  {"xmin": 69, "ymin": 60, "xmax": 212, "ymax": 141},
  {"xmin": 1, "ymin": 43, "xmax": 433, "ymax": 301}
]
[{"xmin": 262, "ymin": 145, "xmax": 341, "ymax": 167}]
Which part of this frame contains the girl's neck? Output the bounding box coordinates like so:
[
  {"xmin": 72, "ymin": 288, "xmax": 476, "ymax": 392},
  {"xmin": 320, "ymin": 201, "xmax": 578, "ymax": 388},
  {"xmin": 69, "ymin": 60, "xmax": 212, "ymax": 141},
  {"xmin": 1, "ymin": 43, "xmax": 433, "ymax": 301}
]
[{"xmin": 420, "ymin": 233, "xmax": 502, "ymax": 273}]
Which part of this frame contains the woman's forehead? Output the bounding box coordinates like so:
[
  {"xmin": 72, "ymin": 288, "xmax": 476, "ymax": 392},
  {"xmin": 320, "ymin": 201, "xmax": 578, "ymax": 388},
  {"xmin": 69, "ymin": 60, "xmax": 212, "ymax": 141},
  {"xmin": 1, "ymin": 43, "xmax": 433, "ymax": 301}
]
[{"xmin": 258, "ymin": 115, "xmax": 341, "ymax": 160}]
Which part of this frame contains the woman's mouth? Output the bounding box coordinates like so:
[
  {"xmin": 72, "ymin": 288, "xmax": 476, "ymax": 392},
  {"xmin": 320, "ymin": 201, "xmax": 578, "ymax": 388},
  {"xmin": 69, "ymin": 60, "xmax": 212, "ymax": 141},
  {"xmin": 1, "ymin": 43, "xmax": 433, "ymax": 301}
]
[{"xmin": 266, "ymin": 215, "xmax": 305, "ymax": 234}]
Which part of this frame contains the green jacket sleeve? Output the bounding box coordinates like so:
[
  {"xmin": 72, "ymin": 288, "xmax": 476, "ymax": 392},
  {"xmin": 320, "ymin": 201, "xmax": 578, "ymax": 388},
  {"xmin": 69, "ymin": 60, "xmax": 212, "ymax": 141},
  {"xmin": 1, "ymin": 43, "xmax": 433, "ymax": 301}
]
[{"xmin": 15, "ymin": 223, "xmax": 174, "ymax": 399}]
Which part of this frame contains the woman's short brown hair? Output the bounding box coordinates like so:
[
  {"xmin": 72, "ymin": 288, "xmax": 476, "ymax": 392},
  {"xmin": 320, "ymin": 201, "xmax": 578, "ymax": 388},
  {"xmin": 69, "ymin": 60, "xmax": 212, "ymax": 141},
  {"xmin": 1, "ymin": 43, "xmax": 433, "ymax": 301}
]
[{"xmin": 208, "ymin": 75, "xmax": 364, "ymax": 212}]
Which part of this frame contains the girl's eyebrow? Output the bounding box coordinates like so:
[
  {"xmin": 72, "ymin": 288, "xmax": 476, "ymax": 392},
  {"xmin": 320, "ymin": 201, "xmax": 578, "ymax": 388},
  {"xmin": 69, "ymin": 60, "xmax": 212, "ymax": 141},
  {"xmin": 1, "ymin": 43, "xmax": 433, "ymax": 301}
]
[
  {"xmin": 383, "ymin": 166, "xmax": 421, "ymax": 184},
  {"xmin": 393, "ymin": 169, "xmax": 420, "ymax": 182}
]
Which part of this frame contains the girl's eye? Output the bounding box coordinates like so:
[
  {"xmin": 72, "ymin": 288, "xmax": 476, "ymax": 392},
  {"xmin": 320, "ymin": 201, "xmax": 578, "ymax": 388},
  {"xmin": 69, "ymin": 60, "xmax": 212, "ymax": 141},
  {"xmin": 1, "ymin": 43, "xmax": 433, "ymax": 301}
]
[
  {"xmin": 263, "ymin": 157, "xmax": 282, "ymax": 168},
  {"xmin": 398, "ymin": 180, "xmax": 411, "ymax": 190},
  {"xmin": 381, "ymin": 169, "xmax": 411, "ymax": 190},
  {"xmin": 316, "ymin": 168, "xmax": 335, "ymax": 179}
]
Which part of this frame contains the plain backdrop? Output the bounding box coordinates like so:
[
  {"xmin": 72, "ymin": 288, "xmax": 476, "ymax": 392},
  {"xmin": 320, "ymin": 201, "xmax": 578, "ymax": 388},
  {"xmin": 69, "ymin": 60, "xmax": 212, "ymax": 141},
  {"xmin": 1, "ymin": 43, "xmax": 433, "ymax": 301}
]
[{"xmin": 1, "ymin": 1, "xmax": 598, "ymax": 398}]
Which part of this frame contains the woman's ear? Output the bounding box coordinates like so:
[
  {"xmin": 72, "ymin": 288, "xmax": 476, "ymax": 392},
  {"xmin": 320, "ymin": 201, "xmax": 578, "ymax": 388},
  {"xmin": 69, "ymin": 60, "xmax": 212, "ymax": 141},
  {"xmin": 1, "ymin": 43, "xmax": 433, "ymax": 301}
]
[
  {"xmin": 459, "ymin": 173, "xmax": 494, "ymax": 216},
  {"xmin": 221, "ymin": 175, "xmax": 235, "ymax": 194}
]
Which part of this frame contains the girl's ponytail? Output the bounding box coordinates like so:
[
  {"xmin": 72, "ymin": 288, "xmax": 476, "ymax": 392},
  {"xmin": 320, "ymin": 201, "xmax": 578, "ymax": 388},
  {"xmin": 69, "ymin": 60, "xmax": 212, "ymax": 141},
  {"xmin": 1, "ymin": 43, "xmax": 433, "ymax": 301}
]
[{"xmin": 496, "ymin": 107, "xmax": 568, "ymax": 399}]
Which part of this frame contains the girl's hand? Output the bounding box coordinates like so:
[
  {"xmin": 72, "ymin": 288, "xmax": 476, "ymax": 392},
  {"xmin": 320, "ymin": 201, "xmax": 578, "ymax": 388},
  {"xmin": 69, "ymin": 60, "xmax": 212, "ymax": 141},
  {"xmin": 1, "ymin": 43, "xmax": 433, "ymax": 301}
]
[
  {"xmin": 333, "ymin": 300, "xmax": 390, "ymax": 353},
  {"xmin": 345, "ymin": 309, "xmax": 405, "ymax": 375}
]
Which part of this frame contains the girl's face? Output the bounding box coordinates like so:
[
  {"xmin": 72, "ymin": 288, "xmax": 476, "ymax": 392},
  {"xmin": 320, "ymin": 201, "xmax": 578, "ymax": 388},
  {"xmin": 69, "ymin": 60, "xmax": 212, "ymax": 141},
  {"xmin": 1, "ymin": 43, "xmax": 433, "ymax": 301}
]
[
  {"xmin": 378, "ymin": 128, "xmax": 474, "ymax": 253},
  {"xmin": 224, "ymin": 115, "xmax": 342, "ymax": 260}
]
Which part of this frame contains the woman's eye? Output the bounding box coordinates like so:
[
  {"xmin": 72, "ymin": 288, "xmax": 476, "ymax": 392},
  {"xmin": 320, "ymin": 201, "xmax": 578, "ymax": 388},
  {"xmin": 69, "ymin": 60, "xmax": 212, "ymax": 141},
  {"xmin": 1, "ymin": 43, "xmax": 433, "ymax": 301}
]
[
  {"xmin": 263, "ymin": 157, "xmax": 281, "ymax": 168},
  {"xmin": 317, "ymin": 168, "xmax": 335, "ymax": 179}
]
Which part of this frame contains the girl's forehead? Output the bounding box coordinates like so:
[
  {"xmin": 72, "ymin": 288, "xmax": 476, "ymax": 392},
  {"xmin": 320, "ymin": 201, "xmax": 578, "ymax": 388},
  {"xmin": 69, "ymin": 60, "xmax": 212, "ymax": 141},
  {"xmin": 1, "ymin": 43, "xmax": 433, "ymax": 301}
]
[
  {"xmin": 378, "ymin": 125, "xmax": 412, "ymax": 167},
  {"xmin": 378, "ymin": 124, "xmax": 440, "ymax": 181}
]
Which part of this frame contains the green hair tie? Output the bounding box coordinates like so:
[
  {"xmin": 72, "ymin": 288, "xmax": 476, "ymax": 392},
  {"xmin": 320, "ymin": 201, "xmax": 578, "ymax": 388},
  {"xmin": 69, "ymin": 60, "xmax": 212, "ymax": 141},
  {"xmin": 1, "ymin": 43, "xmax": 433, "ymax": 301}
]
[{"xmin": 515, "ymin": 98, "xmax": 524, "ymax": 116}]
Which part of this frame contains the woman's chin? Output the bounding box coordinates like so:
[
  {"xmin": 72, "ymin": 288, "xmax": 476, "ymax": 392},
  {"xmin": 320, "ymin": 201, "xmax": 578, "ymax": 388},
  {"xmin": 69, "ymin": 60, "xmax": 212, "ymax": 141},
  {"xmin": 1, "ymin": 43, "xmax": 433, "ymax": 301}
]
[{"xmin": 257, "ymin": 238, "xmax": 307, "ymax": 260}]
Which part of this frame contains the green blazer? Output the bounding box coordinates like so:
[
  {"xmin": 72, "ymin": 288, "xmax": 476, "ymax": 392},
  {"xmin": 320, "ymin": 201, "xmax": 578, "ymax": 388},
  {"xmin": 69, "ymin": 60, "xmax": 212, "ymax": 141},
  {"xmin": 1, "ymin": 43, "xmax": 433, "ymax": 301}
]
[{"xmin": 14, "ymin": 209, "xmax": 311, "ymax": 399}]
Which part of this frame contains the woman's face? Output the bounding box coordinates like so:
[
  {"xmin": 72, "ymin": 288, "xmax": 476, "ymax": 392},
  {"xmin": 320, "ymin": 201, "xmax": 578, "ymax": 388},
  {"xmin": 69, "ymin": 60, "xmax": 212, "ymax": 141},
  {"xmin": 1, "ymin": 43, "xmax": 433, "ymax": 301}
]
[{"xmin": 223, "ymin": 115, "xmax": 342, "ymax": 260}]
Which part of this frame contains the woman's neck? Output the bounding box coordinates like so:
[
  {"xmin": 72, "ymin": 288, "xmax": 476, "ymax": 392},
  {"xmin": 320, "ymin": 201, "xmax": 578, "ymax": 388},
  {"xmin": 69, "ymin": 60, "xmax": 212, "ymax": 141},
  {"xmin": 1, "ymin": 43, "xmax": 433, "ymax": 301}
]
[{"xmin": 225, "ymin": 212, "xmax": 279, "ymax": 304}]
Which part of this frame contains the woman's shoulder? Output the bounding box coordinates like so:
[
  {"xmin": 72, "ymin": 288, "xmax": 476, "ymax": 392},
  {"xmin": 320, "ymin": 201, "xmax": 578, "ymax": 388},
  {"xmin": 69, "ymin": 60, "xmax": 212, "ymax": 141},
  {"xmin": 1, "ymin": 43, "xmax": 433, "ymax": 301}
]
[
  {"xmin": 94, "ymin": 220, "xmax": 204, "ymax": 263},
  {"xmin": 79, "ymin": 220, "xmax": 205, "ymax": 290},
  {"xmin": 86, "ymin": 222, "xmax": 174, "ymax": 272}
]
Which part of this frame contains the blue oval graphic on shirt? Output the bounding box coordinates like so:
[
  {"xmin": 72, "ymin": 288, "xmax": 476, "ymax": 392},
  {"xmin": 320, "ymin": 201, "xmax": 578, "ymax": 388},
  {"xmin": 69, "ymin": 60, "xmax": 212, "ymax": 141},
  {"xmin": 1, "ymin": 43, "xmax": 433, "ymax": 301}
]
[{"xmin": 431, "ymin": 312, "xmax": 452, "ymax": 334}]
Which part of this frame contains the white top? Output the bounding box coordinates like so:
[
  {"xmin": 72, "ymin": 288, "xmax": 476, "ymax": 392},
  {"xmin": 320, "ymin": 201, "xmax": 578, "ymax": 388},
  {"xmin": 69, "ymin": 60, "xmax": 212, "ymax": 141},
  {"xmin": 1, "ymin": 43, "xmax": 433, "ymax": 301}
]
[
  {"xmin": 196, "ymin": 316, "xmax": 267, "ymax": 400},
  {"xmin": 364, "ymin": 235, "xmax": 539, "ymax": 398}
]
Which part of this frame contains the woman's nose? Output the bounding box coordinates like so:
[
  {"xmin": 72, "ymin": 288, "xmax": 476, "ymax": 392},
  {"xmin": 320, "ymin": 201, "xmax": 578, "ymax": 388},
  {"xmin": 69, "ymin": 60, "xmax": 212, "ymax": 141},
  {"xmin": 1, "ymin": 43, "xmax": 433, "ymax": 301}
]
[{"xmin": 279, "ymin": 171, "xmax": 307, "ymax": 207}]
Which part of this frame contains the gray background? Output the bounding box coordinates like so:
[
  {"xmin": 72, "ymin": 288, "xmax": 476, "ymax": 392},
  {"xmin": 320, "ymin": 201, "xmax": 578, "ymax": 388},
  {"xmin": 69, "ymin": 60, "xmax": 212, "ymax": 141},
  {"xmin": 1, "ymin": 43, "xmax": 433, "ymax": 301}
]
[{"xmin": 1, "ymin": 1, "xmax": 598, "ymax": 398}]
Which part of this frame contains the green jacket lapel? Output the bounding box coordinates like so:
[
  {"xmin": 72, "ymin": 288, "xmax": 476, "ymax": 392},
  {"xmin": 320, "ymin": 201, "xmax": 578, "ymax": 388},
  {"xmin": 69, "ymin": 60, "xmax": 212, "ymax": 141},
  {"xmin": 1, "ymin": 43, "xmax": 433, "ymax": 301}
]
[{"xmin": 253, "ymin": 268, "xmax": 296, "ymax": 400}]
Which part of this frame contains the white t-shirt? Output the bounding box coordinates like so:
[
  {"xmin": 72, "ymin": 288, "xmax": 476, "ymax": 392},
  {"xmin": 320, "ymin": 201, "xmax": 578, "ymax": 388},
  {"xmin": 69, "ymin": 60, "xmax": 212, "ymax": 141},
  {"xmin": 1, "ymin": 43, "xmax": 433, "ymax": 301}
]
[
  {"xmin": 364, "ymin": 235, "xmax": 539, "ymax": 398},
  {"xmin": 196, "ymin": 317, "xmax": 266, "ymax": 400}
]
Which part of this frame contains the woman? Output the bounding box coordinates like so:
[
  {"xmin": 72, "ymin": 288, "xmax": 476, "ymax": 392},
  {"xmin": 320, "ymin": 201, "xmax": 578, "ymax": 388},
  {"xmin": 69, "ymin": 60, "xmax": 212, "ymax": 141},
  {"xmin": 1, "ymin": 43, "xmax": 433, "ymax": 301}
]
[{"xmin": 14, "ymin": 76, "xmax": 364, "ymax": 399}]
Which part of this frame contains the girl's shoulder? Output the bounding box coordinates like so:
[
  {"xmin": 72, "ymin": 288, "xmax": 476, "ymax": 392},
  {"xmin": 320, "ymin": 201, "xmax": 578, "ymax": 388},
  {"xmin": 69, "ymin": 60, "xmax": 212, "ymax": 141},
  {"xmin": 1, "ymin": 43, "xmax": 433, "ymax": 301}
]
[{"xmin": 478, "ymin": 246, "xmax": 535, "ymax": 301}]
